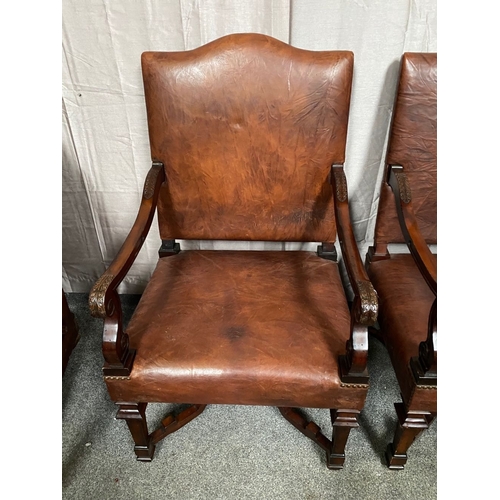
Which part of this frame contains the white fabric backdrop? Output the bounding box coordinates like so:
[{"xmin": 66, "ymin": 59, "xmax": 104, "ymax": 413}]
[{"xmin": 62, "ymin": 0, "xmax": 436, "ymax": 293}]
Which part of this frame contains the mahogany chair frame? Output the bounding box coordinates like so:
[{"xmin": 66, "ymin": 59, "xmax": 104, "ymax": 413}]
[
  {"xmin": 89, "ymin": 161, "xmax": 377, "ymax": 468},
  {"xmin": 88, "ymin": 34, "xmax": 378, "ymax": 469},
  {"xmin": 366, "ymin": 52, "xmax": 437, "ymax": 469}
]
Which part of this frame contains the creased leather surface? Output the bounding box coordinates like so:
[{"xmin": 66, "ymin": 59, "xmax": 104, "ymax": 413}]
[
  {"xmin": 106, "ymin": 251, "xmax": 367, "ymax": 409},
  {"xmin": 374, "ymin": 52, "xmax": 437, "ymax": 245},
  {"xmin": 367, "ymin": 254, "xmax": 436, "ymax": 410},
  {"xmin": 142, "ymin": 34, "xmax": 353, "ymax": 242}
]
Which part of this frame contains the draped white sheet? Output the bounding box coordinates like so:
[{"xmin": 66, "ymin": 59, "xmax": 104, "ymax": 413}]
[{"xmin": 62, "ymin": 0, "xmax": 436, "ymax": 293}]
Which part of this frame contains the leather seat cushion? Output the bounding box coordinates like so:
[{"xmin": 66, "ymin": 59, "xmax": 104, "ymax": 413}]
[
  {"xmin": 105, "ymin": 251, "xmax": 367, "ymax": 409},
  {"xmin": 367, "ymin": 254, "xmax": 436, "ymax": 407}
]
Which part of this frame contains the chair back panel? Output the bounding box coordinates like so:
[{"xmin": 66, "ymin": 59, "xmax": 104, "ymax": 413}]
[
  {"xmin": 142, "ymin": 34, "xmax": 353, "ymax": 242},
  {"xmin": 374, "ymin": 52, "xmax": 437, "ymax": 245}
]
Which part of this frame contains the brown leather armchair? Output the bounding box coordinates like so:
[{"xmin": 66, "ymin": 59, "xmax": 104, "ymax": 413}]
[
  {"xmin": 365, "ymin": 52, "xmax": 437, "ymax": 469},
  {"xmin": 89, "ymin": 33, "xmax": 378, "ymax": 468}
]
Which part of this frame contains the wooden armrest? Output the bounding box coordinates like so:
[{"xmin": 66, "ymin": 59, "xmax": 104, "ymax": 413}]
[
  {"xmin": 89, "ymin": 161, "xmax": 165, "ymax": 318},
  {"xmin": 331, "ymin": 166, "xmax": 378, "ymax": 327},
  {"xmin": 331, "ymin": 165, "xmax": 378, "ymax": 384},
  {"xmin": 387, "ymin": 164, "xmax": 437, "ymax": 295},
  {"xmin": 88, "ymin": 161, "xmax": 165, "ymax": 376}
]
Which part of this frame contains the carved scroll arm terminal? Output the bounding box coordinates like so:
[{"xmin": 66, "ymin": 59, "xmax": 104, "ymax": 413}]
[{"xmin": 387, "ymin": 164, "xmax": 437, "ymax": 295}]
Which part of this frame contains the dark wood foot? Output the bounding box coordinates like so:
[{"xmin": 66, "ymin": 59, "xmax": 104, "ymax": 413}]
[
  {"xmin": 278, "ymin": 407, "xmax": 359, "ymax": 470},
  {"xmin": 386, "ymin": 403, "xmax": 434, "ymax": 470},
  {"xmin": 116, "ymin": 403, "xmax": 155, "ymax": 462},
  {"xmin": 327, "ymin": 409, "xmax": 360, "ymax": 470}
]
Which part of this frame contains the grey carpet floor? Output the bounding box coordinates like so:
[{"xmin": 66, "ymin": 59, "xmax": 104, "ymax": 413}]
[{"xmin": 62, "ymin": 293, "xmax": 437, "ymax": 500}]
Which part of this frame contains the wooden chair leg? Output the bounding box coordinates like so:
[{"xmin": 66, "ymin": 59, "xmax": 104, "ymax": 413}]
[
  {"xmin": 385, "ymin": 402, "xmax": 435, "ymax": 470},
  {"xmin": 327, "ymin": 409, "xmax": 360, "ymax": 470},
  {"xmin": 116, "ymin": 402, "xmax": 155, "ymax": 462}
]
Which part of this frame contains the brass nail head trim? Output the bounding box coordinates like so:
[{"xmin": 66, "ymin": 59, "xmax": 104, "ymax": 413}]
[{"xmin": 340, "ymin": 383, "xmax": 369, "ymax": 388}]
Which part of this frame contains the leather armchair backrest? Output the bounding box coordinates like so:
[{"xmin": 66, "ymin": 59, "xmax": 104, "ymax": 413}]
[
  {"xmin": 374, "ymin": 52, "xmax": 437, "ymax": 245},
  {"xmin": 142, "ymin": 33, "xmax": 353, "ymax": 242}
]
